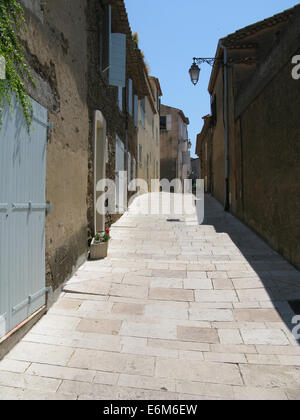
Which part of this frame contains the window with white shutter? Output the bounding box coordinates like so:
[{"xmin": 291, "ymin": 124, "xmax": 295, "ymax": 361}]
[{"xmin": 166, "ymin": 115, "xmax": 172, "ymax": 131}]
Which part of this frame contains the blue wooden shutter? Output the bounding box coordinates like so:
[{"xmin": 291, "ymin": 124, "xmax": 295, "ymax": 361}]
[
  {"xmin": 0, "ymin": 96, "xmax": 48, "ymax": 338},
  {"xmin": 109, "ymin": 33, "xmax": 126, "ymax": 87},
  {"xmin": 118, "ymin": 86, "xmax": 123, "ymax": 111}
]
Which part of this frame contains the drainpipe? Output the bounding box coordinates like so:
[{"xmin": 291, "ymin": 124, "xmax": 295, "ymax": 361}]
[{"xmin": 220, "ymin": 41, "xmax": 230, "ymax": 212}]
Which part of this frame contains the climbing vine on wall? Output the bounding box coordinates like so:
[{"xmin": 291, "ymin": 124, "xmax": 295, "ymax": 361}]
[{"xmin": 0, "ymin": 0, "xmax": 34, "ymax": 130}]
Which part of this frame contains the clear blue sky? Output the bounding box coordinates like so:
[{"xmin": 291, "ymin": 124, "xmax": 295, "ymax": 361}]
[{"xmin": 125, "ymin": 0, "xmax": 299, "ymax": 157}]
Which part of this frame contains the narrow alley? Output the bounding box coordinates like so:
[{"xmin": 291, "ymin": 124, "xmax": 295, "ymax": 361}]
[{"xmin": 0, "ymin": 194, "xmax": 299, "ymax": 400}]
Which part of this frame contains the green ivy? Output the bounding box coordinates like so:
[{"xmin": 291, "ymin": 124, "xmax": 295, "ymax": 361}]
[{"xmin": 0, "ymin": 0, "xmax": 35, "ymax": 130}]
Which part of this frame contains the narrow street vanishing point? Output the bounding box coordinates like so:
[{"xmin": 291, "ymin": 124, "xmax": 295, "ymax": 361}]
[{"xmin": 0, "ymin": 194, "xmax": 300, "ymax": 400}]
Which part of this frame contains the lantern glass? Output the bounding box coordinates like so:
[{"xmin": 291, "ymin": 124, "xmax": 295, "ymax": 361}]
[{"xmin": 189, "ymin": 63, "xmax": 200, "ymax": 86}]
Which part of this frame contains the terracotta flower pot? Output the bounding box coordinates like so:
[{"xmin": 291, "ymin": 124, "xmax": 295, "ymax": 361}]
[{"xmin": 90, "ymin": 238, "xmax": 109, "ymax": 260}]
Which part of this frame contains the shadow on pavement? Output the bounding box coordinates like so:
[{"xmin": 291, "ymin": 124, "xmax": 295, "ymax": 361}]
[{"xmin": 202, "ymin": 194, "xmax": 300, "ymax": 345}]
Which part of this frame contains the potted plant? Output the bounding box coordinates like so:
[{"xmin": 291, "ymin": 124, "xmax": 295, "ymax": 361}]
[{"xmin": 90, "ymin": 229, "xmax": 110, "ymax": 260}]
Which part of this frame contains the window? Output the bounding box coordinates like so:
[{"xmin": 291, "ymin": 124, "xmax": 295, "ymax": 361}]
[
  {"xmin": 160, "ymin": 115, "xmax": 172, "ymax": 131},
  {"xmin": 109, "ymin": 33, "xmax": 126, "ymax": 87},
  {"xmin": 128, "ymin": 152, "xmax": 131, "ymax": 184},
  {"xmin": 146, "ymin": 153, "xmax": 150, "ymax": 183},
  {"xmin": 156, "ymin": 127, "xmax": 159, "ymax": 146},
  {"xmin": 134, "ymin": 95, "xmax": 138, "ymax": 127},
  {"xmin": 152, "ymin": 116, "xmax": 154, "ymax": 138},
  {"xmin": 132, "ymin": 158, "xmax": 136, "ymax": 181},
  {"xmin": 160, "ymin": 116, "xmax": 166, "ymax": 130},
  {"xmin": 139, "ymin": 144, "xmax": 143, "ymax": 166},
  {"xmin": 118, "ymin": 86, "xmax": 123, "ymax": 111},
  {"xmin": 128, "ymin": 79, "xmax": 133, "ymax": 115},
  {"xmin": 140, "ymin": 98, "xmax": 145, "ymax": 128},
  {"xmin": 211, "ymin": 94, "xmax": 217, "ymax": 127}
]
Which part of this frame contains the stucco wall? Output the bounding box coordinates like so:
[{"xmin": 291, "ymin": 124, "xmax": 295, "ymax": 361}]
[
  {"xmin": 237, "ymin": 52, "xmax": 300, "ymax": 270},
  {"xmin": 137, "ymin": 93, "xmax": 160, "ymax": 191},
  {"xmin": 21, "ymin": 0, "xmax": 90, "ymax": 289},
  {"xmin": 211, "ymin": 70, "xmax": 226, "ymax": 205},
  {"xmin": 160, "ymin": 105, "xmax": 179, "ymax": 182},
  {"xmin": 86, "ymin": 0, "xmax": 137, "ymax": 231},
  {"xmin": 20, "ymin": 0, "xmax": 139, "ymax": 290}
]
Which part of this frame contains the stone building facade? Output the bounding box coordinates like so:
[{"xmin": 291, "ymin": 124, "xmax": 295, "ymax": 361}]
[
  {"xmin": 0, "ymin": 0, "xmax": 154, "ymax": 349},
  {"xmin": 160, "ymin": 105, "xmax": 191, "ymax": 185},
  {"xmin": 136, "ymin": 76, "xmax": 162, "ymax": 191},
  {"xmin": 195, "ymin": 115, "xmax": 212, "ymax": 194},
  {"xmin": 19, "ymin": 0, "xmax": 149, "ymax": 291},
  {"xmin": 196, "ymin": 4, "xmax": 300, "ymax": 270},
  {"xmin": 190, "ymin": 158, "xmax": 200, "ymax": 181}
]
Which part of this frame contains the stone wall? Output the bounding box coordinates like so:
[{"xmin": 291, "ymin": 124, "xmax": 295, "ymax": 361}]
[
  {"xmin": 210, "ymin": 69, "xmax": 226, "ymax": 205},
  {"xmin": 160, "ymin": 105, "xmax": 179, "ymax": 182},
  {"xmin": 21, "ymin": 0, "xmax": 90, "ymax": 289},
  {"xmin": 20, "ymin": 0, "xmax": 139, "ymax": 291},
  {"xmin": 206, "ymin": 6, "xmax": 300, "ymax": 269},
  {"xmin": 236, "ymin": 50, "xmax": 300, "ymax": 270}
]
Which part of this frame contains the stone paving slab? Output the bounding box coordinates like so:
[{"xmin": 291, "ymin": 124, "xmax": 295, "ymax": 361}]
[{"xmin": 0, "ymin": 193, "xmax": 300, "ymax": 400}]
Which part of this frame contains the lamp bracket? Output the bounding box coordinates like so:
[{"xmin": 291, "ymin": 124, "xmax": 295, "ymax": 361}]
[{"xmin": 192, "ymin": 57, "xmax": 220, "ymax": 67}]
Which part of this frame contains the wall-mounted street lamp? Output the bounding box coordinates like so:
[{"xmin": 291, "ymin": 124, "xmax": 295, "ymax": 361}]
[
  {"xmin": 189, "ymin": 57, "xmax": 220, "ymax": 86},
  {"xmin": 189, "ymin": 44, "xmax": 230, "ymax": 212}
]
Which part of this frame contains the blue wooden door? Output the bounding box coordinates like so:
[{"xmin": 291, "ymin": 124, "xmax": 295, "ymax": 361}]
[{"xmin": 0, "ymin": 97, "xmax": 48, "ymax": 339}]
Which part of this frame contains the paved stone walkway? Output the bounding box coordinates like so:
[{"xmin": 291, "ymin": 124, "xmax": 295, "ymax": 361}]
[{"xmin": 0, "ymin": 193, "xmax": 300, "ymax": 400}]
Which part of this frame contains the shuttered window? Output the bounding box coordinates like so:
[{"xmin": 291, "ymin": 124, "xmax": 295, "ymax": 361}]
[
  {"xmin": 128, "ymin": 79, "xmax": 133, "ymax": 115},
  {"xmin": 118, "ymin": 86, "xmax": 123, "ymax": 111},
  {"xmin": 160, "ymin": 116, "xmax": 166, "ymax": 130},
  {"xmin": 139, "ymin": 144, "xmax": 143, "ymax": 166},
  {"xmin": 109, "ymin": 33, "xmax": 126, "ymax": 87},
  {"xmin": 133, "ymin": 158, "xmax": 136, "ymax": 182},
  {"xmin": 128, "ymin": 152, "xmax": 131, "ymax": 184},
  {"xmin": 166, "ymin": 115, "xmax": 172, "ymax": 131},
  {"xmin": 134, "ymin": 95, "xmax": 138, "ymax": 127},
  {"xmin": 152, "ymin": 116, "xmax": 154, "ymax": 138},
  {"xmin": 211, "ymin": 94, "xmax": 217, "ymax": 127},
  {"xmin": 140, "ymin": 98, "xmax": 145, "ymax": 128},
  {"xmin": 160, "ymin": 115, "xmax": 172, "ymax": 131}
]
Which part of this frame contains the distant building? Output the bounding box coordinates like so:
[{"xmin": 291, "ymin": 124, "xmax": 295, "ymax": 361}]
[
  {"xmin": 195, "ymin": 115, "xmax": 212, "ymax": 193},
  {"xmin": 137, "ymin": 76, "xmax": 162, "ymax": 191},
  {"xmin": 190, "ymin": 157, "xmax": 200, "ymax": 181},
  {"xmin": 160, "ymin": 105, "xmax": 191, "ymax": 185}
]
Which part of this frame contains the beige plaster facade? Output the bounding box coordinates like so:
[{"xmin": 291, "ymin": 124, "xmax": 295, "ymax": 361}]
[{"xmin": 136, "ymin": 77, "xmax": 162, "ymax": 192}]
